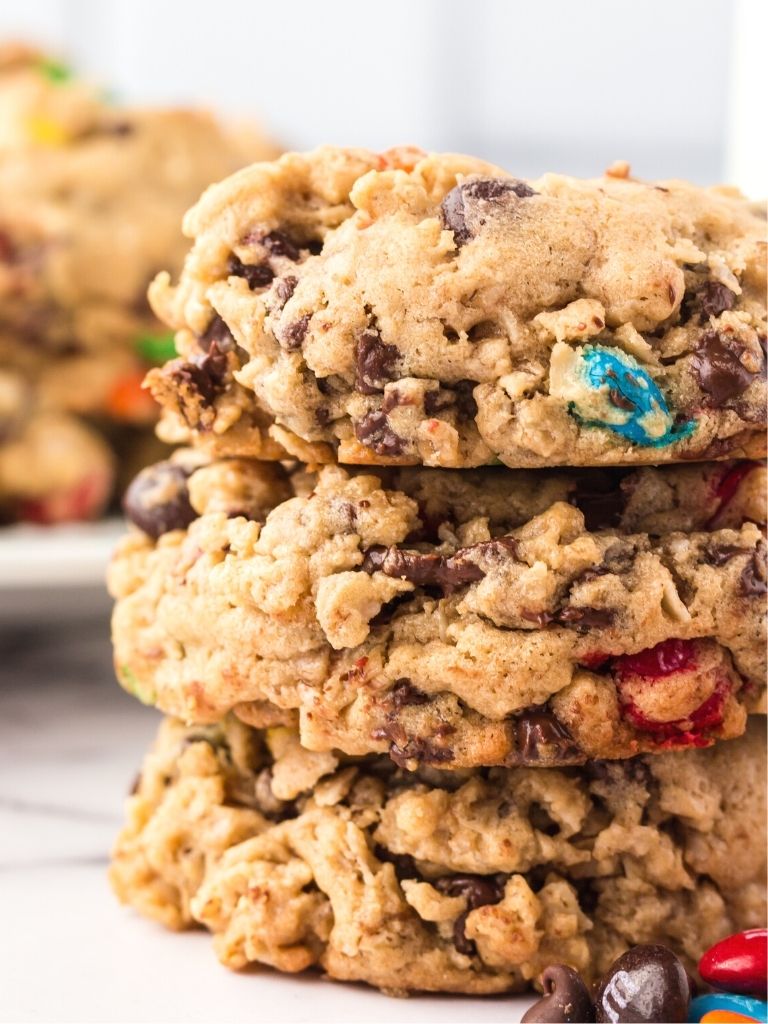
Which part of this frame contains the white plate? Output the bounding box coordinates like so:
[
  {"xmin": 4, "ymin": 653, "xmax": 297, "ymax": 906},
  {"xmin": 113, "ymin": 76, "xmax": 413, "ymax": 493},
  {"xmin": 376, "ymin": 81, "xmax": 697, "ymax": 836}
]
[{"xmin": 0, "ymin": 517, "xmax": 124, "ymax": 622}]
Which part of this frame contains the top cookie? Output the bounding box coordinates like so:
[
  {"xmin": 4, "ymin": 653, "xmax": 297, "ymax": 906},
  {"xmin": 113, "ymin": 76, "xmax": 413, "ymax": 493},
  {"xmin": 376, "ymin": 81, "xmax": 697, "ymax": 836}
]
[{"xmin": 148, "ymin": 146, "xmax": 766, "ymax": 469}]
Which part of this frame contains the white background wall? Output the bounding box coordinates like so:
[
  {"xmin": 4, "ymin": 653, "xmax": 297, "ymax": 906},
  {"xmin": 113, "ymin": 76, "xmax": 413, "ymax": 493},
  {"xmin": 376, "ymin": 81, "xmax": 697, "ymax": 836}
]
[{"xmin": 0, "ymin": 0, "xmax": 764, "ymax": 190}]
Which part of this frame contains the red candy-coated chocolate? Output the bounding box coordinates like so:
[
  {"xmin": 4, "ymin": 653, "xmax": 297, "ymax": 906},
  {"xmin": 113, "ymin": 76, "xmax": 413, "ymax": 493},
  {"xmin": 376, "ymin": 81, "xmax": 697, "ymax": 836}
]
[
  {"xmin": 706, "ymin": 461, "xmax": 760, "ymax": 528},
  {"xmin": 615, "ymin": 638, "xmax": 697, "ymax": 680},
  {"xmin": 699, "ymin": 929, "xmax": 768, "ymax": 1000}
]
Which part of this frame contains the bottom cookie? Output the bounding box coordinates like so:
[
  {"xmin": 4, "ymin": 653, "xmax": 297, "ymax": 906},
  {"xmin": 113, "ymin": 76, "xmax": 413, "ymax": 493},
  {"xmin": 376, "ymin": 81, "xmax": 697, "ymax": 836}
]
[{"xmin": 110, "ymin": 716, "xmax": 766, "ymax": 996}]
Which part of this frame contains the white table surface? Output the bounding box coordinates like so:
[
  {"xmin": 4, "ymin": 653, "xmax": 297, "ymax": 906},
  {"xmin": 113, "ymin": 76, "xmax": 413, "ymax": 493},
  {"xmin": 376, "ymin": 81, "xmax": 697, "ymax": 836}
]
[{"xmin": 0, "ymin": 609, "xmax": 534, "ymax": 1023}]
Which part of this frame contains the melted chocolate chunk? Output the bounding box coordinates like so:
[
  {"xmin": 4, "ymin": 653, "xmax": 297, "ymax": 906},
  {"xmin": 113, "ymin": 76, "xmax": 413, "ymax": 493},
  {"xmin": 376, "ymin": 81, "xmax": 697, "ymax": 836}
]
[
  {"xmin": 390, "ymin": 679, "xmax": 430, "ymax": 708},
  {"xmin": 698, "ymin": 280, "xmax": 737, "ymax": 321},
  {"xmin": 558, "ymin": 606, "xmax": 615, "ymax": 630},
  {"xmin": 740, "ymin": 543, "xmax": 767, "ymax": 596},
  {"xmin": 261, "ymin": 230, "xmax": 301, "ymax": 261},
  {"xmin": 435, "ymin": 873, "xmax": 507, "ymax": 956},
  {"xmin": 227, "ymin": 254, "xmax": 274, "ymax": 290},
  {"xmin": 373, "ymin": 845, "xmax": 419, "ymax": 881},
  {"xmin": 440, "ymin": 176, "xmax": 538, "ymax": 246},
  {"xmin": 691, "ymin": 330, "xmax": 761, "ymax": 405},
  {"xmin": 514, "ymin": 708, "xmax": 581, "ymax": 764},
  {"xmin": 703, "ymin": 542, "xmax": 749, "ymax": 566},
  {"xmin": 280, "ymin": 314, "xmax": 311, "ymax": 350},
  {"xmin": 362, "ymin": 536, "xmax": 518, "ymax": 595},
  {"xmin": 354, "ymin": 411, "xmax": 407, "ymax": 457},
  {"xmin": 123, "ymin": 460, "xmax": 196, "ymax": 539},
  {"xmin": 355, "ymin": 330, "xmax": 399, "ymax": 394},
  {"xmin": 199, "ymin": 314, "xmax": 236, "ymax": 352},
  {"xmin": 274, "ymin": 275, "xmax": 298, "ymax": 310},
  {"xmin": 424, "ymin": 379, "xmax": 479, "ymax": 419},
  {"xmin": 169, "ymin": 346, "xmax": 229, "ymax": 409}
]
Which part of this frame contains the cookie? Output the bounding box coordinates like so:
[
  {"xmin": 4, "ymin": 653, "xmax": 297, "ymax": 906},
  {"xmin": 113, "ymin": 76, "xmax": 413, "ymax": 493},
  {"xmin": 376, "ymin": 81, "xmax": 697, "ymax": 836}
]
[
  {"xmin": 0, "ymin": 392, "xmax": 114, "ymax": 523},
  {"xmin": 108, "ymin": 454, "xmax": 766, "ymax": 767},
  {"xmin": 146, "ymin": 147, "xmax": 766, "ymax": 468},
  {"xmin": 109, "ymin": 714, "xmax": 767, "ymax": 995}
]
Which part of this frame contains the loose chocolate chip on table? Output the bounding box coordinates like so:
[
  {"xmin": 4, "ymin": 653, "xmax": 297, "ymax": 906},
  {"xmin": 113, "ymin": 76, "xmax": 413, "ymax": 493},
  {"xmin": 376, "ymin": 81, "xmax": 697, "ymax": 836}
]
[
  {"xmin": 521, "ymin": 964, "xmax": 595, "ymax": 1023},
  {"xmin": 354, "ymin": 410, "xmax": 408, "ymax": 457},
  {"xmin": 594, "ymin": 944, "xmax": 690, "ymax": 1022},
  {"xmin": 691, "ymin": 330, "xmax": 761, "ymax": 405},
  {"xmin": 227, "ymin": 254, "xmax": 274, "ymax": 290},
  {"xmin": 515, "ymin": 708, "xmax": 581, "ymax": 764},
  {"xmin": 123, "ymin": 460, "xmax": 196, "ymax": 539},
  {"xmin": 355, "ymin": 330, "xmax": 399, "ymax": 393},
  {"xmin": 440, "ymin": 176, "xmax": 538, "ymax": 245}
]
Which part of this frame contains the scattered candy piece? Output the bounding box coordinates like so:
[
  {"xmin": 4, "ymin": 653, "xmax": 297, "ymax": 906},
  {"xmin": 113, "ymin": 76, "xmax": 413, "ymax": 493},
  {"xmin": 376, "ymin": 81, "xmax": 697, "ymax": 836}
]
[
  {"xmin": 550, "ymin": 343, "xmax": 695, "ymax": 447},
  {"xmin": 24, "ymin": 115, "xmax": 70, "ymax": 145},
  {"xmin": 37, "ymin": 57, "xmax": 72, "ymax": 83},
  {"xmin": 689, "ymin": 993, "xmax": 768, "ymax": 1022},
  {"xmin": 134, "ymin": 332, "xmax": 177, "ymax": 364},
  {"xmin": 105, "ymin": 370, "xmax": 157, "ymax": 422},
  {"xmin": 699, "ymin": 929, "xmax": 768, "ymax": 999},
  {"xmin": 595, "ymin": 944, "xmax": 690, "ymax": 1022},
  {"xmin": 521, "ymin": 964, "xmax": 595, "ymax": 1022}
]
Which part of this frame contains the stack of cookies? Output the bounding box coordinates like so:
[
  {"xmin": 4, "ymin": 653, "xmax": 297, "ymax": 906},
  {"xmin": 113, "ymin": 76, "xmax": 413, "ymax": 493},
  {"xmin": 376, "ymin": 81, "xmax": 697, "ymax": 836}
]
[
  {"xmin": 109, "ymin": 147, "xmax": 767, "ymax": 998},
  {"xmin": 0, "ymin": 44, "xmax": 276, "ymax": 523}
]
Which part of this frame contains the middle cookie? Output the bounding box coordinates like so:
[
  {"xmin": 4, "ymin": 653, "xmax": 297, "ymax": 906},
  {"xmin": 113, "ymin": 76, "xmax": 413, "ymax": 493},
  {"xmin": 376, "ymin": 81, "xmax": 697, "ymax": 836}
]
[{"xmin": 109, "ymin": 455, "xmax": 766, "ymax": 769}]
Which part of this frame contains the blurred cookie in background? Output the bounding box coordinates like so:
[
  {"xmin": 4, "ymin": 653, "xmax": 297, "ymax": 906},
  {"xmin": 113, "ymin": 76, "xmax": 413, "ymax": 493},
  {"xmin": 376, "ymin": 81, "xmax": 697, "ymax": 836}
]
[{"xmin": 0, "ymin": 43, "xmax": 280, "ymax": 525}]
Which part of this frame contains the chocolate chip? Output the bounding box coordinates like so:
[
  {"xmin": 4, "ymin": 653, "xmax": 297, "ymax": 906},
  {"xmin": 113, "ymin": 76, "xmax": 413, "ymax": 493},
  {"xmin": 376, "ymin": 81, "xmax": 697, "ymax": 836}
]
[
  {"xmin": 703, "ymin": 543, "xmax": 748, "ymax": 566},
  {"xmin": 123, "ymin": 460, "xmax": 196, "ymax": 539},
  {"xmin": 362, "ymin": 536, "xmax": 518, "ymax": 594},
  {"xmin": 373, "ymin": 845, "xmax": 419, "ymax": 880},
  {"xmin": 435, "ymin": 873, "xmax": 507, "ymax": 956},
  {"xmin": 424, "ymin": 379, "xmax": 478, "ymax": 419},
  {"xmin": 698, "ymin": 280, "xmax": 737, "ymax": 321},
  {"xmin": 691, "ymin": 330, "xmax": 761, "ymax": 405},
  {"xmin": 514, "ymin": 708, "xmax": 581, "ymax": 764},
  {"xmin": 261, "ymin": 230, "xmax": 301, "ymax": 261},
  {"xmin": 199, "ymin": 314, "xmax": 236, "ymax": 353},
  {"xmin": 273, "ymin": 275, "xmax": 298, "ymax": 310},
  {"xmin": 740, "ymin": 544, "xmax": 767, "ymax": 596},
  {"xmin": 171, "ymin": 343, "xmax": 229, "ymax": 407},
  {"xmin": 390, "ymin": 679, "xmax": 430, "ymax": 708},
  {"xmin": 558, "ymin": 606, "xmax": 615, "ymax": 630},
  {"xmin": 356, "ymin": 330, "xmax": 399, "ymax": 394},
  {"xmin": 434, "ymin": 873, "xmax": 506, "ymax": 908},
  {"xmin": 572, "ymin": 475, "xmax": 627, "ymax": 531},
  {"xmin": 594, "ymin": 945, "xmax": 690, "ymax": 1022},
  {"xmin": 522, "ymin": 964, "xmax": 596, "ymax": 1023},
  {"xmin": 354, "ymin": 411, "xmax": 407, "ymax": 457},
  {"xmin": 441, "ymin": 177, "xmax": 537, "ymax": 246},
  {"xmin": 682, "ymin": 279, "xmax": 737, "ymax": 324},
  {"xmin": 280, "ymin": 314, "xmax": 310, "ymax": 350},
  {"xmin": 227, "ymin": 254, "xmax": 274, "ymax": 290}
]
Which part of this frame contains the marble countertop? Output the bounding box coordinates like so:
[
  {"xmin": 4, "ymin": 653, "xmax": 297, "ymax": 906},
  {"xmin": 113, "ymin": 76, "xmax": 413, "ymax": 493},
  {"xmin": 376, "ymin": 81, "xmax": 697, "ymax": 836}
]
[{"xmin": 0, "ymin": 607, "xmax": 532, "ymax": 1023}]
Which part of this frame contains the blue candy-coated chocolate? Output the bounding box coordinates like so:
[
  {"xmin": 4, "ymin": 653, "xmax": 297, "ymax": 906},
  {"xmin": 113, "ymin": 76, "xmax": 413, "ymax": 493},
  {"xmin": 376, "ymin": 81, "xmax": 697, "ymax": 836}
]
[
  {"xmin": 572, "ymin": 345, "xmax": 694, "ymax": 447},
  {"xmin": 689, "ymin": 991, "xmax": 768, "ymax": 1021}
]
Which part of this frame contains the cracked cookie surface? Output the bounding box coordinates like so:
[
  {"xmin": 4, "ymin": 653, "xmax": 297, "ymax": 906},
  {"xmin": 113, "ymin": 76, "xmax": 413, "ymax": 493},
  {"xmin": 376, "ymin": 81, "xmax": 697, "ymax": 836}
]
[
  {"xmin": 110, "ymin": 715, "xmax": 767, "ymax": 995},
  {"xmin": 147, "ymin": 147, "xmax": 766, "ymax": 468},
  {"xmin": 109, "ymin": 454, "xmax": 767, "ymax": 768}
]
